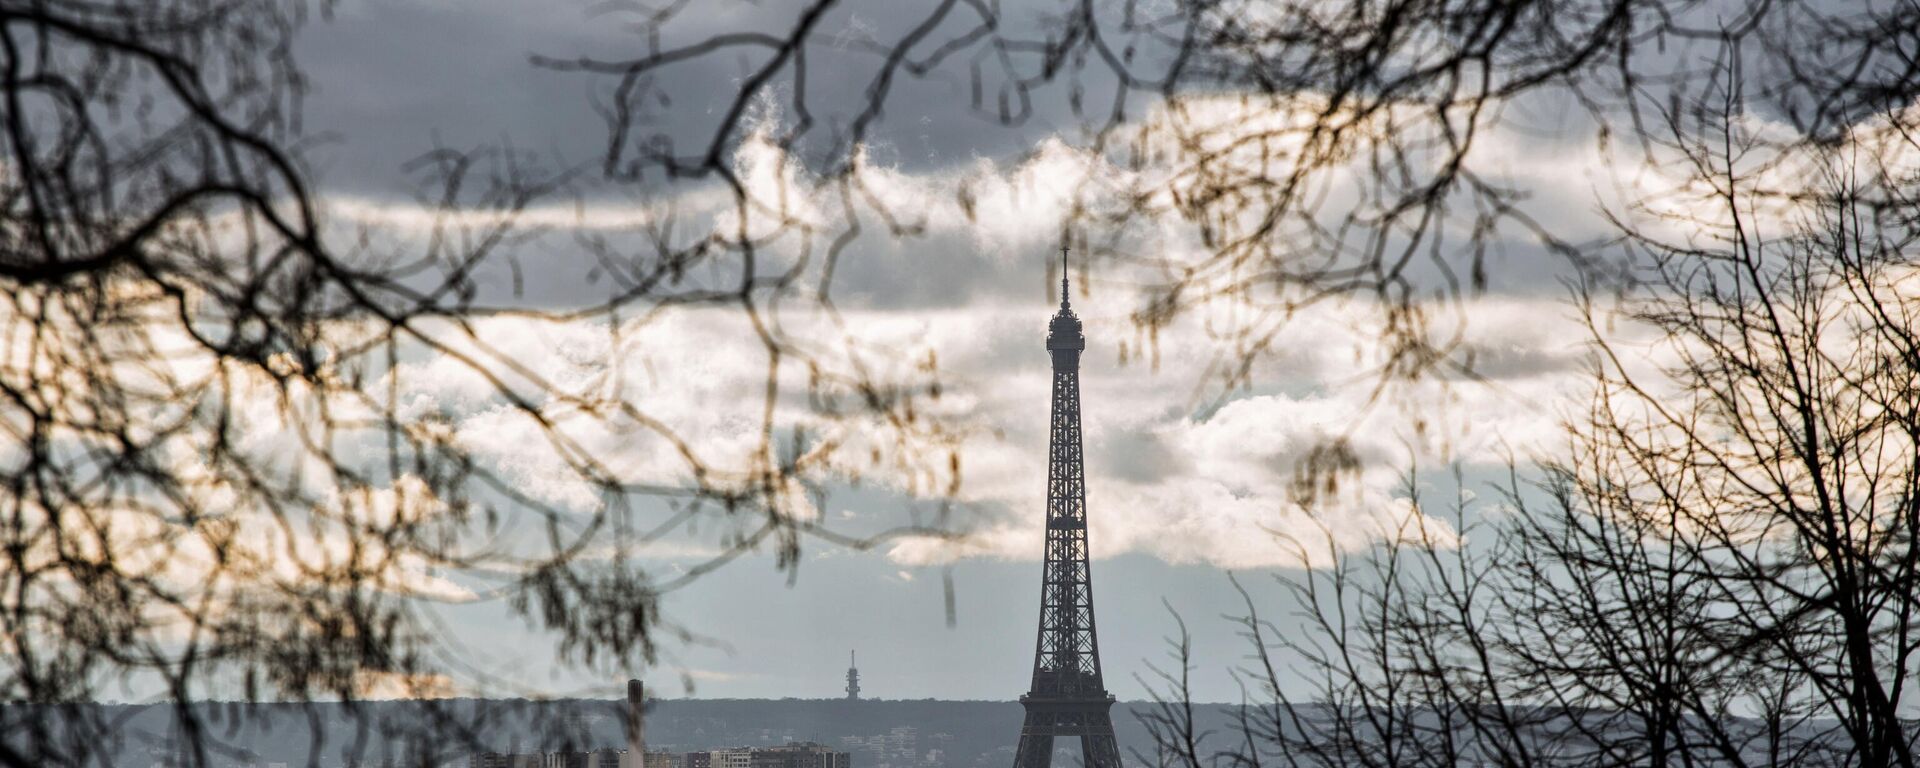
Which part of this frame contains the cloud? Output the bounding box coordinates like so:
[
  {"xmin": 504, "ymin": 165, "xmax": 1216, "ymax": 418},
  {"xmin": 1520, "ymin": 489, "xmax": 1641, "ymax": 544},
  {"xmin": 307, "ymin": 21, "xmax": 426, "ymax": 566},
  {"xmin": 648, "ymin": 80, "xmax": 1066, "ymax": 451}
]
[
  {"xmin": 127, "ymin": 74, "xmax": 1850, "ymax": 582},
  {"xmin": 685, "ymin": 668, "xmax": 754, "ymax": 683},
  {"xmin": 266, "ymin": 95, "xmax": 1644, "ymax": 572},
  {"xmin": 878, "ymin": 296, "xmax": 1589, "ymax": 569}
]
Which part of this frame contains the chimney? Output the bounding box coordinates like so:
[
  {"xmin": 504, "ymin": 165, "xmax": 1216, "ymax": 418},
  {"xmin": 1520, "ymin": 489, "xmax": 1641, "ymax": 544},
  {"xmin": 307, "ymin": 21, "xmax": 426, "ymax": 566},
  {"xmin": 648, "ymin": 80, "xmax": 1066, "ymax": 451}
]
[{"xmin": 626, "ymin": 680, "xmax": 645, "ymax": 763}]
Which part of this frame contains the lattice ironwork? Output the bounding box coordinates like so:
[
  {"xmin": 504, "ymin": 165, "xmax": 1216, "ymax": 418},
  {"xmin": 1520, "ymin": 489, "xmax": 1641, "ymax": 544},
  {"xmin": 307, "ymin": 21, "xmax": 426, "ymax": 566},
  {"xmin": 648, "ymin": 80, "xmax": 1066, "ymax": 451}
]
[{"xmin": 1010, "ymin": 248, "xmax": 1119, "ymax": 768}]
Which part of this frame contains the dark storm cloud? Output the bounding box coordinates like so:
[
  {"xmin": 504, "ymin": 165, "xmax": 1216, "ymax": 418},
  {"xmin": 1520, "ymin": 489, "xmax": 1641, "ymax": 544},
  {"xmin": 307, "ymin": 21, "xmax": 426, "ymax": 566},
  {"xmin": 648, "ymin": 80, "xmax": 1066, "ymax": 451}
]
[
  {"xmin": 292, "ymin": 0, "xmax": 1122, "ymax": 313},
  {"xmin": 294, "ymin": 0, "xmax": 1095, "ymax": 195},
  {"xmin": 296, "ymin": 0, "xmax": 613, "ymax": 194},
  {"xmin": 293, "ymin": 0, "xmax": 1613, "ymax": 317}
]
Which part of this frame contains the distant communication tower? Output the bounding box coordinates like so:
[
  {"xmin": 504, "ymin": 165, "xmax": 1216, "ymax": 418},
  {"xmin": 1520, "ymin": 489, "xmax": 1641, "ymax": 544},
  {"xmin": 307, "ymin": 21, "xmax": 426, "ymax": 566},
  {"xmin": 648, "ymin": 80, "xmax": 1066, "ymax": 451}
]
[{"xmin": 845, "ymin": 651, "xmax": 862, "ymax": 700}]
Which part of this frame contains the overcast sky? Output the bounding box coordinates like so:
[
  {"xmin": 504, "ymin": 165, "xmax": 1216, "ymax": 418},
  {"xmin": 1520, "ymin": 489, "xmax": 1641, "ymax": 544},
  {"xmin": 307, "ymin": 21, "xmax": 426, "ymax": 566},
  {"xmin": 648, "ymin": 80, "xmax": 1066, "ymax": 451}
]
[{"xmin": 246, "ymin": 0, "xmax": 1648, "ymax": 705}]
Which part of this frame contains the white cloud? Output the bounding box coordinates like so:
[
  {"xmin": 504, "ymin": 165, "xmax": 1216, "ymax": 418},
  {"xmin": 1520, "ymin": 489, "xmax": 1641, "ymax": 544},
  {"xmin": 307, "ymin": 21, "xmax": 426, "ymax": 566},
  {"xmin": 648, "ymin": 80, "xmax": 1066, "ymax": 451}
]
[
  {"xmin": 879, "ymin": 294, "xmax": 1590, "ymax": 569},
  {"xmin": 182, "ymin": 84, "xmax": 1881, "ymax": 577},
  {"xmin": 275, "ymin": 95, "xmax": 1649, "ymax": 572}
]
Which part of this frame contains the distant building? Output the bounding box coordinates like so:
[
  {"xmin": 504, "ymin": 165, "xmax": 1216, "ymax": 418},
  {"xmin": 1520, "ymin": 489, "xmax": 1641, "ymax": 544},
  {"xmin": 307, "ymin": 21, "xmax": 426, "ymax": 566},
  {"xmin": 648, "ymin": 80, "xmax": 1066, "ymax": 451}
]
[
  {"xmin": 469, "ymin": 749, "xmax": 656, "ymax": 768},
  {"xmin": 468, "ymin": 754, "xmax": 565, "ymax": 768},
  {"xmin": 460, "ymin": 683, "xmax": 846, "ymax": 768},
  {"xmin": 471, "ymin": 744, "xmax": 844, "ymax": 768},
  {"xmin": 472, "ymin": 681, "xmax": 654, "ymax": 768},
  {"xmin": 749, "ymin": 743, "xmax": 850, "ymax": 768}
]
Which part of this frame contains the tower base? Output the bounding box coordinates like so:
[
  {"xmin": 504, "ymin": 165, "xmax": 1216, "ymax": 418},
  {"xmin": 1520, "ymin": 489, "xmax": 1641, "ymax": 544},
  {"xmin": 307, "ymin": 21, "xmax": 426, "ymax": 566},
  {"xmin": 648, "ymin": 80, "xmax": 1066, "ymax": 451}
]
[{"xmin": 1012, "ymin": 695, "xmax": 1121, "ymax": 768}]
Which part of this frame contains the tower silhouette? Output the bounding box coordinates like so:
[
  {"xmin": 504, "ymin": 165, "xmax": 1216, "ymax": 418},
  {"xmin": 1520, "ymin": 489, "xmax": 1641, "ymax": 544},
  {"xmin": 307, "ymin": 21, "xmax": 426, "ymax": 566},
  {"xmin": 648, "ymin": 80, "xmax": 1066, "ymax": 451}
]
[
  {"xmin": 846, "ymin": 651, "xmax": 861, "ymax": 700},
  {"xmin": 1010, "ymin": 247, "xmax": 1120, "ymax": 768}
]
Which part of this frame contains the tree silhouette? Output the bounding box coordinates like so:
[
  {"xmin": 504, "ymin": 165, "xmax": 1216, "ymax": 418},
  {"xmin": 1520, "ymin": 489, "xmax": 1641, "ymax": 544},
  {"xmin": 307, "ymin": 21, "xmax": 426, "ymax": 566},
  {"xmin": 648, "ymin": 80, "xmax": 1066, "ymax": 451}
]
[
  {"xmin": 1140, "ymin": 49, "xmax": 1920, "ymax": 768},
  {"xmin": 2, "ymin": 3, "xmax": 962, "ymax": 768}
]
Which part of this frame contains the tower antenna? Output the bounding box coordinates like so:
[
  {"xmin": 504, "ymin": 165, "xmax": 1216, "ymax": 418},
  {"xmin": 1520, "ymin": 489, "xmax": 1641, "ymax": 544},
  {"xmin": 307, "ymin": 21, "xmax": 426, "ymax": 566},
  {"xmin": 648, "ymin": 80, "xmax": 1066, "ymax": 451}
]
[{"xmin": 1059, "ymin": 245, "xmax": 1071, "ymax": 309}]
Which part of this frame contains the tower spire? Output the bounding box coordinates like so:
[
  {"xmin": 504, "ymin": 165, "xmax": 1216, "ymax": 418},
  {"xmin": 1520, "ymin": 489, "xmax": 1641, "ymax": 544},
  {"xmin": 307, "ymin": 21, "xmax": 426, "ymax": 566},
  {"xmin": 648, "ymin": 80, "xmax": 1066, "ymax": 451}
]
[{"xmin": 1059, "ymin": 245, "xmax": 1071, "ymax": 310}]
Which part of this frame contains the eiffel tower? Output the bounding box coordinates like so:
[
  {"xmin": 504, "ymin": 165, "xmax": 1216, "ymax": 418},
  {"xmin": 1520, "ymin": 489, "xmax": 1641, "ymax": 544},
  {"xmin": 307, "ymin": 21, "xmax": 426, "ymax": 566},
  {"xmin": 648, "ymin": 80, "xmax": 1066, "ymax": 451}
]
[{"xmin": 1010, "ymin": 247, "xmax": 1121, "ymax": 768}]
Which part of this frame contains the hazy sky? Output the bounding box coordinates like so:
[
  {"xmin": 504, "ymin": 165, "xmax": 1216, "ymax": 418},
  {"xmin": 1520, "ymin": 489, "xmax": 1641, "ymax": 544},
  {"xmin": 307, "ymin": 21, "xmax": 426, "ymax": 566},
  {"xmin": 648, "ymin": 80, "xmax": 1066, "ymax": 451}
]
[{"xmin": 260, "ymin": 0, "xmax": 1633, "ymax": 704}]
